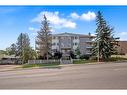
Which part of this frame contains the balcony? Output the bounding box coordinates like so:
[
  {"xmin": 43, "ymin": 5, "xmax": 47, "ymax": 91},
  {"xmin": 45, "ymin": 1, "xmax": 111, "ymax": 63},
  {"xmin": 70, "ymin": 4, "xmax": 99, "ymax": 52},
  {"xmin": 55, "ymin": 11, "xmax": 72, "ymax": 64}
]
[
  {"xmin": 86, "ymin": 46, "xmax": 92, "ymax": 49},
  {"xmin": 85, "ymin": 52, "xmax": 92, "ymax": 55},
  {"xmin": 85, "ymin": 41, "xmax": 93, "ymax": 43}
]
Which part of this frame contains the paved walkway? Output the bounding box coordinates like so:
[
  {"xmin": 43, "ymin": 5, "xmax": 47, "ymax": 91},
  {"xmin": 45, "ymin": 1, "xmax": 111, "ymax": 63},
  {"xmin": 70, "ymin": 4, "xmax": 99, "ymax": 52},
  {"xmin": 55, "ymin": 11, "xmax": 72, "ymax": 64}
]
[{"xmin": 0, "ymin": 65, "xmax": 20, "ymax": 72}]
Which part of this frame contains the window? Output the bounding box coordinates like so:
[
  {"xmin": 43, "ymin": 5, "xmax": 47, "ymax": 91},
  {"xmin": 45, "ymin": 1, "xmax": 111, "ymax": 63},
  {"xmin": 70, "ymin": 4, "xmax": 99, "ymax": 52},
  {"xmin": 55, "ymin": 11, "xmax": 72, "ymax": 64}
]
[
  {"xmin": 53, "ymin": 37, "xmax": 55, "ymax": 39},
  {"xmin": 53, "ymin": 43, "xmax": 56, "ymax": 45},
  {"xmin": 75, "ymin": 36, "xmax": 78, "ymax": 39},
  {"xmin": 73, "ymin": 43, "xmax": 78, "ymax": 46},
  {"xmin": 72, "ymin": 37, "xmax": 74, "ymax": 40},
  {"xmin": 75, "ymin": 43, "xmax": 77, "ymax": 45}
]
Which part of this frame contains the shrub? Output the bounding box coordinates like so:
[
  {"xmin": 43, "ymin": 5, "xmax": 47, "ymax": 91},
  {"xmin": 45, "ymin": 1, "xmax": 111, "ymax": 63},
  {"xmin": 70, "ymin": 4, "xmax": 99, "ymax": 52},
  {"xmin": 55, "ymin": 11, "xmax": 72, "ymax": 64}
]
[
  {"xmin": 80, "ymin": 54, "xmax": 91, "ymax": 60},
  {"xmin": 89, "ymin": 56, "xmax": 97, "ymax": 61}
]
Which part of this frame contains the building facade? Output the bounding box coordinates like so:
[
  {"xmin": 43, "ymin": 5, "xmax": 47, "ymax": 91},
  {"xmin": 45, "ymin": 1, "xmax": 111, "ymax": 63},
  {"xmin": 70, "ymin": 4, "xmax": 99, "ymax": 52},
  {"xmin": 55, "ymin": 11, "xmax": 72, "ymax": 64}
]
[
  {"xmin": 117, "ymin": 41, "xmax": 127, "ymax": 55},
  {"xmin": 51, "ymin": 32, "xmax": 95, "ymax": 55}
]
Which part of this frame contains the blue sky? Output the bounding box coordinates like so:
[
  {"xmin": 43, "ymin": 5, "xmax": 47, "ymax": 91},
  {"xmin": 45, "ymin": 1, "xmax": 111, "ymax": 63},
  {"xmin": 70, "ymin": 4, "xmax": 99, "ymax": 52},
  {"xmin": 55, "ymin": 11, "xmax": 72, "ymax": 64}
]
[{"xmin": 0, "ymin": 6, "xmax": 127, "ymax": 50}]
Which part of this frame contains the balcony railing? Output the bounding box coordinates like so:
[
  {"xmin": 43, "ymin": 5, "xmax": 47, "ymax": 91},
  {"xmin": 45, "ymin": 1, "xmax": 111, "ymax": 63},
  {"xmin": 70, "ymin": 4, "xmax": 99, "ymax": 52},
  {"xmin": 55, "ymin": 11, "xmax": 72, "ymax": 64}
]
[
  {"xmin": 85, "ymin": 52, "xmax": 92, "ymax": 55},
  {"xmin": 85, "ymin": 41, "xmax": 93, "ymax": 43},
  {"xmin": 86, "ymin": 46, "xmax": 92, "ymax": 49}
]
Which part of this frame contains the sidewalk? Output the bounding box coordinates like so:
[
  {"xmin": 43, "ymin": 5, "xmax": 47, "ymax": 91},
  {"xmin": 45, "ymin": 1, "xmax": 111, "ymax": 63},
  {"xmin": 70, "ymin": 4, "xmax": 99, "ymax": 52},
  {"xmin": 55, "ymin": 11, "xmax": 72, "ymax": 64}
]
[
  {"xmin": 0, "ymin": 61, "xmax": 126, "ymax": 72},
  {"xmin": 0, "ymin": 65, "xmax": 20, "ymax": 72}
]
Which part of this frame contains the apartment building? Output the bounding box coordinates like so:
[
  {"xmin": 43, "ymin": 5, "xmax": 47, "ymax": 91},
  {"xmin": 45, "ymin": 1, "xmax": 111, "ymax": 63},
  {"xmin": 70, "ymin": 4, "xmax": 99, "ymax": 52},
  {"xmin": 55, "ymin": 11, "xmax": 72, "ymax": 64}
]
[
  {"xmin": 117, "ymin": 41, "xmax": 127, "ymax": 55},
  {"xmin": 52, "ymin": 32, "xmax": 95, "ymax": 55}
]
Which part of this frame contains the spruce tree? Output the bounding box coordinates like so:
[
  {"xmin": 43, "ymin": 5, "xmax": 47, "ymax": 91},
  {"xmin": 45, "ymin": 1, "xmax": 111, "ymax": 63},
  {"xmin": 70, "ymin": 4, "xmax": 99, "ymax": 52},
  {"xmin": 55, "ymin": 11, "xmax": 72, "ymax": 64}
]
[
  {"xmin": 6, "ymin": 43, "xmax": 17, "ymax": 56},
  {"xmin": 17, "ymin": 33, "xmax": 30, "ymax": 56},
  {"xmin": 16, "ymin": 33, "xmax": 33, "ymax": 63},
  {"xmin": 92, "ymin": 11, "xmax": 119, "ymax": 61},
  {"xmin": 36, "ymin": 15, "xmax": 52, "ymax": 60}
]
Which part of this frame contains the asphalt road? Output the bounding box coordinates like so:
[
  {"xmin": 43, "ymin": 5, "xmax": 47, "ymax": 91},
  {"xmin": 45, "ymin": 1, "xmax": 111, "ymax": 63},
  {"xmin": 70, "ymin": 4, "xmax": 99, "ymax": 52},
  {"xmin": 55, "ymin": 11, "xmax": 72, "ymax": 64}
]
[{"xmin": 0, "ymin": 62, "xmax": 127, "ymax": 89}]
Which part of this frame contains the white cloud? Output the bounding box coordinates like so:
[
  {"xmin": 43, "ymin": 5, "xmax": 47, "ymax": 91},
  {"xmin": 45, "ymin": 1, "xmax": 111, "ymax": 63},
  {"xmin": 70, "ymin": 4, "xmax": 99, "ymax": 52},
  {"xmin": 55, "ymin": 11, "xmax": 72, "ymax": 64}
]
[
  {"xmin": 81, "ymin": 11, "xmax": 96, "ymax": 21},
  {"xmin": 70, "ymin": 11, "xmax": 96, "ymax": 21},
  {"xmin": 91, "ymin": 33, "xmax": 96, "ymax": 36},
  {"xmin": 28, "ymin": 27, "xmax": 39, "ymax": 32},
  {"xmin": 31, "ymin": 11, "xmax": 76, "ymax": 29},
  {"xmin": 28, "ymin": 27, "xmax": 35, "ymax": 31},
  {"xmin": 116, "ymin": 32, "xmax": 127, "ymax": 41},
  {"xmin": 70, "ymin": 12, "xmax": 80, "ymax": 19},
  {"xmin": 32, "ymin": 32, "xmax": 37, "ymax": 36},
  {"xmin": 118, "ymin": 32, "xmax": 127, "ymax": 36}
]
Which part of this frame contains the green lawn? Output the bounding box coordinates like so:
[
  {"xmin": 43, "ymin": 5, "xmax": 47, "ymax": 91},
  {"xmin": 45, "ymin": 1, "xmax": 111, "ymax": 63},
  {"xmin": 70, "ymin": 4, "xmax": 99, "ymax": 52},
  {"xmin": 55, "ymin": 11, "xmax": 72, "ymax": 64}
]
[
  {"xmin": 73, "ymin": 59, "xmax": 96, "ymax": 64},
  {"xmin": 110, "ymin": 55, "xmax": 127, "ymax": 61},
  {"xmin": 22, "ymin": 63, "xmax": 60, "ymax": 68},
  {"xmin": 73, "ymin": 55, "xmax": 127, "ymax": 64}
]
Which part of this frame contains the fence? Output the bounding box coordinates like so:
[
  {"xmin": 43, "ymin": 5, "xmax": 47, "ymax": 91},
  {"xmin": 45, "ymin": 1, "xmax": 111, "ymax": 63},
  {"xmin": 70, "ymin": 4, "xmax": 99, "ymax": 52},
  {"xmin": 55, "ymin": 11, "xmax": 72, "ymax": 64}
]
[
  {"xmin": 0, "ymin": 59, "xmax": 22, "ymax": 65},
  {"xmin": 28, "ymin": 60, "xmax": 60, "ymax": 64},
  {"xmin": 28, "ymin": 59, "xmax": 73, "ymax": 64}
]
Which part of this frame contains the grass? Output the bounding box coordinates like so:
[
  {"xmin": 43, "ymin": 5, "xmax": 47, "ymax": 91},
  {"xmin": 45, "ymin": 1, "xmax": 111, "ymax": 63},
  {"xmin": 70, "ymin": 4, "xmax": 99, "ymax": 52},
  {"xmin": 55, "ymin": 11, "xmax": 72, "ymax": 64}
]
[
  {"xmin": 110, "ymin": 55, "xmax": 127, "ymax": 62},
  {"xmin": 73, "ymin": 59, "xmax": 96, "ymax": 64},
  {"xmin": 22, "ymin": 62, "xmax": 60, "ymax": 68},
  {"xmin": 73, "ymin": 55, "xmax": 127, "ymax": 64},
  {"xmin": 111, "ymin": 55, "xmax": 127, "ymax": 58}
]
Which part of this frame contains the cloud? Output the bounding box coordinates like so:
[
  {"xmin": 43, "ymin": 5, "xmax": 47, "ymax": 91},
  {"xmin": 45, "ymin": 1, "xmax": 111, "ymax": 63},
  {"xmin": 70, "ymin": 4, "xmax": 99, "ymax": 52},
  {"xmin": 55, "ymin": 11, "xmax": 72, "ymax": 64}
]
[
  {"xmin": 28, "ymin": 27, "xmax": 35, "ymax": 31},
  {"xmin": 117, "ymin": 32, "xmax": 127, "ymax": 41},
  {"xmin": 118, "ymin": 32, "xmax": 127, "ymax": 36},
  {"xmin": 91, "ymin": 33, "xmax": 96, "ymax": 36},
  {"xmin": 31, "ymin": 11, "xmax": 76, "ymax": 29},
  {"xmin": 70, "ymin": 12, "xmax": 80, "ymax": 19},
  {"xmin": 32, "ymin": 32, "xmax": 37, "ymax": 36},
  {"xmin": 80, "ymin": 11, "xmax": 96, "ymax": 21},
  {"xmin": 28, "ymin": 27, "xmax": 39, "ymax": 32},
  {"xmin": 70, "ymin": 11, "xmax": 96, "ymax": 21}
]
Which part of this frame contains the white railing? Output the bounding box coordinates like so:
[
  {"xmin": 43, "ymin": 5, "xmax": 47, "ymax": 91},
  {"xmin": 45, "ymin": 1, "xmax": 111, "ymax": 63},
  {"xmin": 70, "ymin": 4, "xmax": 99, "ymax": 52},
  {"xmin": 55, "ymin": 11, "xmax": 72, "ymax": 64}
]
[
  {"xmin": 86, "ymin": 46, "xmax": 92, "ymax": 49},
  {"xmin": 86, "ymin": 41, "xmax": 93, "ymax": 43},
  {"xmin": 60, "ymin": 58, "xmax": 73, "ymax": 64},
  {"xmin": 28, "ymin": 60, "xmax": 60, "ymax": 64}
]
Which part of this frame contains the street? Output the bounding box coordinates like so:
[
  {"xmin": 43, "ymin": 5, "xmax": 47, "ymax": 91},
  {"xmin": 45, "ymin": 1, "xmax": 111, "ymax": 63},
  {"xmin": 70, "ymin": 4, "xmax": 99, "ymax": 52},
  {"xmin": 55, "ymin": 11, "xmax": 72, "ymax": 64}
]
[{"xmin": 0, "ymin": 62, "xmax": 127, "ymax": 89}]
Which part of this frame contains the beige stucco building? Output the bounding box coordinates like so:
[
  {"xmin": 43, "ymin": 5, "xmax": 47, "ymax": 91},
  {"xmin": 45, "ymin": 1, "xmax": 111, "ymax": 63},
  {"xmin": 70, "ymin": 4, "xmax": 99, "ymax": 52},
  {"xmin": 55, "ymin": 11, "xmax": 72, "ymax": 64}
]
[
  {"xmin": 51, "ymin": 32, "xmax": 95, "ymax": 55},
  {"xmin": 117, "ymin": 41, "xmax": 127, "ymax": 55}
]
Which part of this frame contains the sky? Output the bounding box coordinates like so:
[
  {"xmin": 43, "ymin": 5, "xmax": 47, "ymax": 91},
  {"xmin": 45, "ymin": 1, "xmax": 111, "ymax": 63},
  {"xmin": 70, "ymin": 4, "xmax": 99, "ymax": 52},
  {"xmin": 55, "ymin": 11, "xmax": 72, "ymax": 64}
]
[{"xmin": 0, "ymin": 6, "xmax": 127, "ymax": 50}]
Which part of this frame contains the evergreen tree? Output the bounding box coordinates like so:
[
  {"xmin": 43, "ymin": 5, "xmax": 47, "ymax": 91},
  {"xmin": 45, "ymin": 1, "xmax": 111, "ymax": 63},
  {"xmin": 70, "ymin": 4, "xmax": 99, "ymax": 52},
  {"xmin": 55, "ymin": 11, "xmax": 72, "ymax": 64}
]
[
  {"xmin": 22, "ymin": 46, "xmax": 37, "ymax": 63},
  {"xmin": 17, "ymin": 33, "xmax": 30, "ymax": 57},
  {"xmin": 75, "ymin": 47, "xmax": 81, "ymax": 58},
  {"xmin": 6, "ymin": 43, "xmax": 17, "ymax": 56},
  {"xmin": 92, "ymin": 11, "xmax": 119, "ymax": 61},
  {"xmin": 36, "ymin": 15, "xmax": 52, "ymax": 60},
  {"xmin": 16, "ymin": 33, "xmax": 32, "ymax": 63}
]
